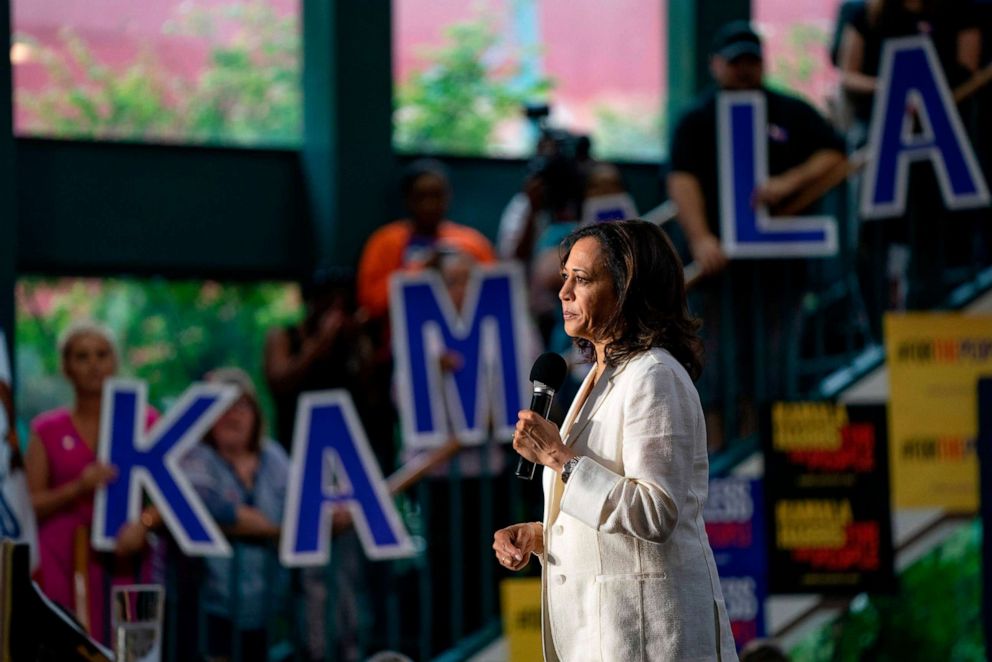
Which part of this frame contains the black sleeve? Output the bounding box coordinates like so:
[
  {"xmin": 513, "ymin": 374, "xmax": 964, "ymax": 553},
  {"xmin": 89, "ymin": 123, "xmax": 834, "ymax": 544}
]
[
  {"xmin": 949, "ymin": 0, "xmax": 981, "ymax": 32},
  {"xmin": 831, "ymin": 1, "xmax": 868, "ymax": 66},
  {"xmin": 793, "ymin": 100, "xmax": 846, "ymax": 158},
  {"xmin": 976, "ymin": 2, "xmax": 992, "ymax": 40},
  {"xmin": 669, "ymin": 109, "xmax": 706, "ymax": 177}
]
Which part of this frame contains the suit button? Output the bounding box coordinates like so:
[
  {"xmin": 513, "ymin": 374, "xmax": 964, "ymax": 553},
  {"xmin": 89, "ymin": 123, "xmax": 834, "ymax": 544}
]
[
  {"xmin": 555, "ymin": 575, "xmax": 566, "ymax": 585},
  {"xmin": 546, "ymin": 554, "xmax": 557, "ymax": 566},
  {"xmin": 554, "ymin": 524, "xmax": 564, "ymax": 535}
]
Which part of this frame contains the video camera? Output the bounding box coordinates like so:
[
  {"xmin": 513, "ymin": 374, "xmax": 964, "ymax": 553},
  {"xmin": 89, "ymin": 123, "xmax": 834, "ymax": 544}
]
[{"xmin": 523, "ymin": 103, "xmax": 591, "ymax": 162}]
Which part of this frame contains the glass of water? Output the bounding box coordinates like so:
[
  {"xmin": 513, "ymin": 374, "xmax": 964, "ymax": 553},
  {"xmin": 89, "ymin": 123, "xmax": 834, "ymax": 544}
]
[{"xmin": 110, "ymin": 584, "xmax": 165, "ymax": 662}]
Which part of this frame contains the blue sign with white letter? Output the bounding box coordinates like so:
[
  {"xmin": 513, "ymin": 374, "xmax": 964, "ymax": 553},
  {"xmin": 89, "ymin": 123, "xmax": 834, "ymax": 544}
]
[
  {"xmin": 862, "ymin": 36, "xmax": 990, "ymax": 219},
  {"xmin": 390, "ymin": 264, "xmax": 530, "ymax": 448},
  {"xmin": 280, "ymin": 390, "xmax": 414, "ymax": 566},
  {"xmin": 92, "ymin": 379, "xmax": 238, "ymax": 556},
  {"xmin": 705, "ymin": 477, "xmax": 768, "ymax": 649},
  {"xmin": 717, "ymin": 91, "xmax": 838, "ymax": 258},
  {"xmin": 0, "ymin": 329, "xmax": 16, "ymax": 539},
  {"xmin": 0, "ymin": 492, "xmax": 17, "ymax": 537}
]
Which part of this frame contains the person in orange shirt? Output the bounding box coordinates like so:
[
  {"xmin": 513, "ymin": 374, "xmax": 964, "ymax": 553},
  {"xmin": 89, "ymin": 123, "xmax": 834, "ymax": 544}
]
[
  {"xmin": 354, "ymin": 160, "xmax": 496, "ymax": 653},
  {"xmin": 356, "ymin": 159, "xmax": 496, "ymax": 320}
]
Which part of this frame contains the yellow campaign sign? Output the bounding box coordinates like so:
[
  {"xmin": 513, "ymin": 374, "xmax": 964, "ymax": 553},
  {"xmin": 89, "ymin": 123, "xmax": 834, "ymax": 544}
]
[
  {"xmin": 500, "ymin": 577, "xmax": 542, "ymax": 661},
  {"xmin": 772, "ymin": 401, "xmax": 847, "ymax": 452},
  {"xmin": 775, "ymin": 498, "xmax": 852, "ymax": 549},
  {"xmin": 885, "ymin": 313, "xmax": 992, "ymax": 511}
]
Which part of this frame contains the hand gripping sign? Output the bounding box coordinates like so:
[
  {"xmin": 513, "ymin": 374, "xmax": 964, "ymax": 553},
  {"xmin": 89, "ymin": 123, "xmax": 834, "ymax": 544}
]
[
  {"xmin": 389, "ymin": 263, "xmax": 531, "ymax": 449},
  {"xmin": 861, "ymin": 36, "xmax": 990, "ymax": 219},
  {"xmin": 717, "ymin": 91, "xmax": 838, "ymax": 258},
  {"xmin": 280, "ymin": 390, "xmax": 414, "ymax": 566}
]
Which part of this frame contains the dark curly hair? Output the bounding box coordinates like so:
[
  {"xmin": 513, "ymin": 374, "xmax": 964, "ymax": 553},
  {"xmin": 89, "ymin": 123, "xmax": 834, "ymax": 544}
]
[{"xmin": 560, "ymin": 220, "xmax": 703, "ymax": 380}]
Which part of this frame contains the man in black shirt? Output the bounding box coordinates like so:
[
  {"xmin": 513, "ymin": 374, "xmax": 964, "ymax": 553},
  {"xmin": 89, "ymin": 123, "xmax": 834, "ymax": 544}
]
[
  {"xmin": 668, "ymin": 21, "xmax": 846, "ymax": 277},
  {"xmin": 666, "ymin": 22, "xmax": 846, "ymax": 448}
]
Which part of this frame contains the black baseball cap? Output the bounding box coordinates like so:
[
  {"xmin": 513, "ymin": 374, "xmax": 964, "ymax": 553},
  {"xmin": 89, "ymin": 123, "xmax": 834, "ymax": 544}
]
[{"xmin": 711, "ymin": 21, "xmax": 763, "ymax": 61}]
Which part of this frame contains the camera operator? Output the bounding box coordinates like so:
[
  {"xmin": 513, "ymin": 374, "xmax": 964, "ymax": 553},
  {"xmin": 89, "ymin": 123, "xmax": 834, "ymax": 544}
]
[{"xmin": 496, "ymin": 120, "xmax": 589, "ymax": 264}]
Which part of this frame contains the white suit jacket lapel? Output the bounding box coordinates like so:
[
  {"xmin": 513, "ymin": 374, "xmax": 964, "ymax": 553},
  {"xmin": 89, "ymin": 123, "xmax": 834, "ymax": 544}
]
[
  {"xmin": 559, "ymin": 367, "xmax": 595, "ymax": 443},
  {"xmin": 563, "ymin": 363, "xmax": 624, "ymax": 447},
  {"xmin": 548, "ymin": 363, "xmax": 621, "ymax": 526}
]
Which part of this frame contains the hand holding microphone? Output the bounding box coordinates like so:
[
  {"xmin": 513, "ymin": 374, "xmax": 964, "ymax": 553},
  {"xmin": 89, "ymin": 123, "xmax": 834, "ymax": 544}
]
[{"xmin": 514, "ymin": 352, "xmax": 569, "ymax": 480}]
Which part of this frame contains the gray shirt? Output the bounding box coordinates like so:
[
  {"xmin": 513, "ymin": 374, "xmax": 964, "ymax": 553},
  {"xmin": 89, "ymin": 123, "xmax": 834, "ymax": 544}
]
[{"xmin": 181, "ymin": 441, "xmax": 290, "ymax": 629}]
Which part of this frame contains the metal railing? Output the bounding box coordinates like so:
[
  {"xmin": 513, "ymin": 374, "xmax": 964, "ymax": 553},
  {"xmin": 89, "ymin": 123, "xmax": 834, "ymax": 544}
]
[{"xmin": 154, "ymin": 439, "xmax": 526, "ymax": 662}]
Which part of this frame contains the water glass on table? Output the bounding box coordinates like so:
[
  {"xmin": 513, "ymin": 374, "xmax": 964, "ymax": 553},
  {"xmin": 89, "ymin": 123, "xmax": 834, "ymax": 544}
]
[{"xmin": 110, "ymin": 584, "xmax": 165, "ymax": 662}]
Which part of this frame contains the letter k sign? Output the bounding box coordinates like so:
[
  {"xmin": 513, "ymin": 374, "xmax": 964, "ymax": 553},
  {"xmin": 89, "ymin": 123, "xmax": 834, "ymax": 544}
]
[{"xmin": 92, "ymin": 380, "xmax": 239, "ymax": 557}]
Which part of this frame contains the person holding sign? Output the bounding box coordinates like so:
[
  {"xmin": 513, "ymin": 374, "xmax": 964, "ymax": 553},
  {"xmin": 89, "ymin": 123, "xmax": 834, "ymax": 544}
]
[
  {"xmin": 668, "ymin": 22, "xmax": 846, "ymax": 278},
  {"xmin": 667, "ymin": 21, "xmax": 847, "ymax": 448},
  {"xmin": 24, "ymin": 322, "xmax": 158, "ymax": 644},
  {"xmin": 836, "ymin": 0, "xmax": 983, "ymax": 318},
  {"xmin": 180, "ymin": 367, "xmax": 292, "ymax": 662},
  {"xmin": 493, "ymin": 221, "xmax": 736, "ymax": 661},
  {"xmin": 837, "ymin": 0, "xmax": 981, "ymax": 126},
  {"xmin": 356, "ymin": 159, "xmax": 496, "ymax": 322},
  {"xmin": 264, "ymin": 270, "xmax": 390, "ymax": 660}
]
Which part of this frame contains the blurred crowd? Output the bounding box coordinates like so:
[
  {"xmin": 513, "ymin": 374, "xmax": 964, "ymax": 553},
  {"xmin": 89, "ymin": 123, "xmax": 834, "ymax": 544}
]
[
  {"xmin": 4, "ymin": 2, "xmax": 992, "ymax": 660},
  {"xmin": 668, "ymin": 2, "xmax": 992, "ymax": 445}
]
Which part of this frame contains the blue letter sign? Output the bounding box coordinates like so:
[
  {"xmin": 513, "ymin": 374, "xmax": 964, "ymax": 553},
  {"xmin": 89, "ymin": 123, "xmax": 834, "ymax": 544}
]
[
  {"xmin": 862, "ymin": 36, "xmax": 990, "ymax": 218},
  {"xmin": 704, "ymin": 477, "xmax": 768, "ymax": 649},
  {"xmin": 92, "ymin": 380, "xmax": 238, "ymax": 556},
  {"xmin": 280, "ymin": 391, "xmax": 414, "ymax": 566},
  {"xmin": 390, "ymin": 264, "xmax": 530, "ymax": 448},
  {"xmin": 718, "ymin": 91, "xmax": 838, "ymax": 258},
  {"xmin": 0, "ymin": 329, "xmax": 14, "ymax": 538}
]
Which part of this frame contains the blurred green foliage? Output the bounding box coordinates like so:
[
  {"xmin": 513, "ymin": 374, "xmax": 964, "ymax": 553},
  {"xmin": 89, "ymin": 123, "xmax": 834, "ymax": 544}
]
[
  {"xmin": 393, "ymin": 12, "xmax": 667, "ymax": 161},
  {"xmin": 592, "ymin": 105, "xmax": 666, "ymax": 162},
  {"xmin": 17, "ymin": 30, "xmax": 180, "ymax": 140},
  {"xmin": 19, "ymin": 2, "xmax": 664, "ymax": 160},
  {"xmin": 764, "ymin": 23, "xmax": 831, "ymax": 106},
  {"xmin": 15, "ymin": 278, "xmax": 301, "ymax": 441},
  {"xmin": 16, "ymin": 0, "xmax": 301, "ymax": 147},
  {"xmin": 172, "ymin": 1, "xmax": 301, "ymax": 145},
  {"xmin": 394, "ymin": 17, "xmax": 552, "ymax": 157},
  {"xmin": 790, "ymin": 519, "xmax": 985, "ymax": 661}
]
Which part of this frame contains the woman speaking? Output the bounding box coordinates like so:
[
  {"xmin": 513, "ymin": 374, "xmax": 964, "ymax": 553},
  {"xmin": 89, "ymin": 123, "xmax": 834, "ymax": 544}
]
[{"xmin": 493, "ymin": 220, "xmax": 737, "ymax": 661}]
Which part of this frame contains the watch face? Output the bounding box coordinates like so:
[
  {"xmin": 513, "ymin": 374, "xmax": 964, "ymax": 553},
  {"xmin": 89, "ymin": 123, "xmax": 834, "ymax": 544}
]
[{"xmin": 563, "ymin": 457, "xmax": 579, "ymax": 482}]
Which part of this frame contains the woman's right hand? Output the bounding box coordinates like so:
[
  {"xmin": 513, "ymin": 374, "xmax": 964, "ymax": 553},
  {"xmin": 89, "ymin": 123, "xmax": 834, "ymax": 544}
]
[
  {"xmin": 493, "ymin": 522, "xmax": 543, "ymax": 571},
  {"xmin": 77, "ymin": 462, "xmax": 117, "ymax": 496}
]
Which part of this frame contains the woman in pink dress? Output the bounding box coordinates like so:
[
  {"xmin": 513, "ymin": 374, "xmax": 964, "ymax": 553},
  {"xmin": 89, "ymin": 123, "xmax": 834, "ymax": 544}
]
[{"xmin": 24, "ymin": 322, "xmax": 158, "ymax": 644}]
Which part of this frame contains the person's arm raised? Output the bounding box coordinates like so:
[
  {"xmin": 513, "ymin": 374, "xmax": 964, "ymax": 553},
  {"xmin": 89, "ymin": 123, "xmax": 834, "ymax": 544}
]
[
  {"xmin": 957, "ymin": 27, "xmax": 981, "ymax": 75},
  {"xmin": 838, "ymin": 25, "xmax": 877, "ymax": 96},
  {"xmin": 264, "ymin": 310, "xmax": 345, "ymax": 396}
]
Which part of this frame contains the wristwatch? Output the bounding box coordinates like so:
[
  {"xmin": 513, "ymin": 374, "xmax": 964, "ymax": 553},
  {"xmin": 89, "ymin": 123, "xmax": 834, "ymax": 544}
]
[{"xmin": 561, "ymin": 457, "xmax": 581, "ymax": 484}]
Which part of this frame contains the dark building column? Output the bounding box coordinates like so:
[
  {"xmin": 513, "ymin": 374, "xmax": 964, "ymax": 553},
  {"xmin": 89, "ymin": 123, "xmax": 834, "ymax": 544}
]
[
  {"xmin": 302, "ymin": 0, "xmax": 396, "ymax": 270},
  {"xmin": 0, "ymin": 0, "xmax": 17, "ymax": 373},
  {"xmin": 667, "ymin": 0, "xmax": 750, "ymax": 123}
]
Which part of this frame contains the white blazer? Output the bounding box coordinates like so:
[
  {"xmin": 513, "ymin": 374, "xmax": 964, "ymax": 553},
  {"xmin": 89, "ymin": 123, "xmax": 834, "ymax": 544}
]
[{"xmin": 539, "ymin": 348, "xmax": 737, "ymax": 662}]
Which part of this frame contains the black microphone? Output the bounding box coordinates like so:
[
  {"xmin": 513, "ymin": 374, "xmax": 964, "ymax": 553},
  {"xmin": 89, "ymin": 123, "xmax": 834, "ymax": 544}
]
[{"xmin": 515, "ymin": 352, "xmax": 568, "ymax": 480}]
